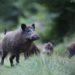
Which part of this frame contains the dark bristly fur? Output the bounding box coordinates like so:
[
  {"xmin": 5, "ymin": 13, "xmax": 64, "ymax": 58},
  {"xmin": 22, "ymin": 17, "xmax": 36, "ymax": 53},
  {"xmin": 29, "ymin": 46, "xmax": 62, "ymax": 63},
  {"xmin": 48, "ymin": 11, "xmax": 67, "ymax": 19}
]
[
  {"xmin": 67, "ymin": 43, "xmax": 75, "ymax": 58},
  {"xmin": 1, "ymin": 24, "xmax": 39, "ymax": 66},
  {"xmin": 0, "ymin": 42, "xmax": 2, "ymax": 56}
]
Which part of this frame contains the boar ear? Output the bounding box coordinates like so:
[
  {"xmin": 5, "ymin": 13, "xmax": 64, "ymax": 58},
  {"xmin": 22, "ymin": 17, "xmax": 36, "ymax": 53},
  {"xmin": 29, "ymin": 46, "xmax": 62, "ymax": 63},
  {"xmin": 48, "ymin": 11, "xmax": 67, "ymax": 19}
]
[
  {"xmin": 32, "ymin": 24, "xmax": 35, "ymax": 30},
  {"xmin": 21, "ymin": 24, "xmax": 26, "ymax": 31}
]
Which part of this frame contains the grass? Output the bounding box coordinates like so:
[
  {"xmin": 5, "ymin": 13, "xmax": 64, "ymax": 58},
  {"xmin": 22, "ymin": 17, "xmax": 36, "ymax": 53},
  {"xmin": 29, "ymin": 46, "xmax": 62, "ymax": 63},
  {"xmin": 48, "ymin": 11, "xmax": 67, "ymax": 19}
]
[
  {"xmin": 0, "ymin": 32, "xmax": 75, "ymax": 75},
  {"xmin": 0, "ymin": 54, "xmax": 75, "ymax": 75}
]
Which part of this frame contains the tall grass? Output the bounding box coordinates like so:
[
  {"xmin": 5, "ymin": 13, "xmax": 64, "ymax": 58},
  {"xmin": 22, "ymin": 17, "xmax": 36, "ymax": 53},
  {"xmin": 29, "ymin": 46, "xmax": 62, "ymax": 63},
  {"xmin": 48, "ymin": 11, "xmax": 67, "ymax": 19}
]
[
  {"xmin": 0, "ymin": 34, "xmax": 75, "ymax": 75},
  {"xmin": 0, "ymin": 54, "xmax": 75, "ymax": 75}
]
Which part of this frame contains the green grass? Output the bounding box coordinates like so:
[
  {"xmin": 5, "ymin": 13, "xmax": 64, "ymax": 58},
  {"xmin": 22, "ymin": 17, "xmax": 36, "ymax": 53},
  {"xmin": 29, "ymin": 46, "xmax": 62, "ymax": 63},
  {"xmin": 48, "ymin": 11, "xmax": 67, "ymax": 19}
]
[{"xmin": 0, "ymin": 54, "xmax": 75, "ymax": 75}]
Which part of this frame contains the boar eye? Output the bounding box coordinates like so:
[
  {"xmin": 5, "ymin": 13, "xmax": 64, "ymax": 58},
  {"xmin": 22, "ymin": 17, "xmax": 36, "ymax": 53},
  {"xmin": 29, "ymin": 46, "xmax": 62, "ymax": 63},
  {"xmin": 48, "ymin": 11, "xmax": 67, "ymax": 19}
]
[
  {"xmin": 25, "ymin": 29, "xmax": 31, "ymax": 33},
  {"xmin": 27, "ymin": 30, "xmax": 30, "ymax": 32}
]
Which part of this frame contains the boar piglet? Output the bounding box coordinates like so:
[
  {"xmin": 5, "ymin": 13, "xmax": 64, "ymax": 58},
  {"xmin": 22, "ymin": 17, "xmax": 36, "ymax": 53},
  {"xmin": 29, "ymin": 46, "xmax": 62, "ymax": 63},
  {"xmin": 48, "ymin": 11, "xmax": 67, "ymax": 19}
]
[{"xmin": 42, "ymin": 42, "xmax": 53, "ymax": 55}]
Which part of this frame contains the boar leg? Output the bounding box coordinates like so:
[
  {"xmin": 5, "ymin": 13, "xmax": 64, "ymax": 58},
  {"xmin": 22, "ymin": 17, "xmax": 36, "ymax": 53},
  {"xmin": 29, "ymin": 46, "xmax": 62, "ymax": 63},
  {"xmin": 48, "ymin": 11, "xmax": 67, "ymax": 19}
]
[
  {"xmin": 69, "ymin": 53, "xmax": 74, "ymax": 58},
  {"xmin": 15, "ymin": 50, "xmax": 20, "ymax": 64},
  {"xmin": 24, "ymin": 51, "xmax": 29, "ymax": 59},
  {"xmin": 9, "ymin": 54, "xmax": 15, "ymax": 66},
  {"xmin": 69, "ymin": 49, "xmax": 75, "ymax": 58},
  {"xmin": 1, "ymin": 51, "xmax": 8, "ymax": 65},
  {"xmin": 69, "ymin": 54, "xmax": 73, "ymax": 58}
]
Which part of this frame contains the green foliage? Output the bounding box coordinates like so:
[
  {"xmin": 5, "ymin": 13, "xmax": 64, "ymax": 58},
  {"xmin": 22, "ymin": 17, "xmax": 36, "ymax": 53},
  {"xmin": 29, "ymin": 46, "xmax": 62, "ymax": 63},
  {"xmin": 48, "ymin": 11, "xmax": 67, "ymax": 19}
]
[
  {"xmin": 0, "ymin": 0, "xmax": 14, "ymax": 17},
  {"xmin": 49, "ymin": 2, "xmax": 75, "ymax": 43},
  {"xmin": 37, "ymin": 0, "xmax": 70, "ymax": 12}
]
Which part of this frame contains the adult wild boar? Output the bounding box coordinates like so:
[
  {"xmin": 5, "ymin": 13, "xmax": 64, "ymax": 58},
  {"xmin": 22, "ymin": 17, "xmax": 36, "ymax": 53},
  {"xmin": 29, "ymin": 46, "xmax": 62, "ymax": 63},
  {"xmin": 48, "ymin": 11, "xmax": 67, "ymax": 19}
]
[
  {"xmin": 67, "ymin": 42, "xmax": 75, "ymax": 58},
  {"xmin": 1, "ymin": 23, "xmax": 39, "ymax": 66}
]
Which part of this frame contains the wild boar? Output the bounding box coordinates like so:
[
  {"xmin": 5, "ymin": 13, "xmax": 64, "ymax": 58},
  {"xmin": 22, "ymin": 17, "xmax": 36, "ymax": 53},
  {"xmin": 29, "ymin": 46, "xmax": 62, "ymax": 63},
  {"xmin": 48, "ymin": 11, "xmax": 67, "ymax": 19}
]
[
  {"xmin": 67, "ymin": 42, "xmax": 75, "ymax": 58},
  {"xmin": 1, "ymin": 23, "xmax": 39, "ymax": 66},
  {"xmin": 42, "ymin": 42, "xmax": 53, "ymax": 55}
]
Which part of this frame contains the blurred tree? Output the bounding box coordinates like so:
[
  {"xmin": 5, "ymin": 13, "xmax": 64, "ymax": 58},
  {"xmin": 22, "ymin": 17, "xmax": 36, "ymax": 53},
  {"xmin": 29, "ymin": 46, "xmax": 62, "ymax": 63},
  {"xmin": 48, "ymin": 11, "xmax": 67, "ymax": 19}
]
[
  {"xmin": 0, "ymin": 0, "xmax": 14, "ymax": 18},
  {"xmin": 37, "ymin": 0, "xmax": 70, "ymax": 12},
  {"xmin": 4, "ymin": 5, "xmax": 25, "ymax": 25},
  {"xmin": 50, "ymin": 2, "xmax": 75, "ymax": 43},
  {"xmin": 35, "ymin": 0, "xmax": 75, "ymax": 43},
  {"xmin": 0, "ymin": 0, "xmax": 25, "ymax": 30}
]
